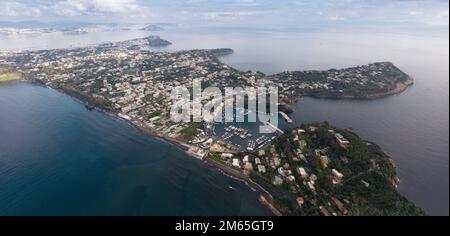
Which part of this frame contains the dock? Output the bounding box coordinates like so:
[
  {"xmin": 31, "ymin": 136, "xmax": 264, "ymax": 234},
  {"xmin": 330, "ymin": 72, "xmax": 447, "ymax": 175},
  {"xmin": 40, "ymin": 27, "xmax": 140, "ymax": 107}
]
[
  {"xmin": 263, "ymin": 121, "xmax": 285, "ymax": 135},
  {"xmin": 279, "ymin": 111, "xmax": 293, "ymax": 123}
]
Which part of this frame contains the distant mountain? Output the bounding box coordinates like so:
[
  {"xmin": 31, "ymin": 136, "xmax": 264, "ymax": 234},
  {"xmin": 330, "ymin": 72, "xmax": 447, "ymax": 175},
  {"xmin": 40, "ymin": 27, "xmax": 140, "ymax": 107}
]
[
  {"xmin": 0, "ymin": 21, "xmax": 124, "ymax": 37},
  {"xmin": 140, "ymin": 24, "xmax": 164, "ymax": 31},
  {"xmin": 0, "ymin": 21, "xmax": 50, "ymax": 28}
]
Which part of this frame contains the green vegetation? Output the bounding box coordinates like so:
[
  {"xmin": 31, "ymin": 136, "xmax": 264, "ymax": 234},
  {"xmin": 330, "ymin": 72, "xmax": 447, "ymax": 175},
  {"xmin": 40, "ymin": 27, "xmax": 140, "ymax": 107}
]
[
  {"xmin": 248, "ymin": 122, "xmax": 425, "ymax": 216},
  {"xmin": 0, "ymin": 72, "xmax": 22, "ymax": 82},
  {"xmin": 177, "ymin": 123, "xmax": 204, "ymax": 142},
  {"xmin": 147, "ymin": 111, "xmax": 161, "ymax": 119},
  {"xmin": 122, "ymin": 68, "xmax": 135, "ymax": 76}
]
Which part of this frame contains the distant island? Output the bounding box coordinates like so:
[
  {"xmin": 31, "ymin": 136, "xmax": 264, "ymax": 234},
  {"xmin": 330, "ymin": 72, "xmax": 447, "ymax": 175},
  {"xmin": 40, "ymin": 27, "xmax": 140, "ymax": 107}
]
[
  {"xmin": 0, "ymin": 36, "xmax": 421, "ymax": 216},
  {"xmin": 0, "ymin": 22, "xmax": 121, "ymax": 37},
  {"xmin": 140, "ymin": 24, "xmax": 164, "ymax": 31}
]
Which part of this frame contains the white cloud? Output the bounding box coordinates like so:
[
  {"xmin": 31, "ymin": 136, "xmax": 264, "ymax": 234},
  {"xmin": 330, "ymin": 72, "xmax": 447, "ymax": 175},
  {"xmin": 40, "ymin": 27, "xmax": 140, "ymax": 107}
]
[
  {"xmin": 51, "ymin": 0, "xmax": 154, "ymax": 19},
  {"xmin": 0, "ymin": 2, "xmax": 41, "ymax": 18}
]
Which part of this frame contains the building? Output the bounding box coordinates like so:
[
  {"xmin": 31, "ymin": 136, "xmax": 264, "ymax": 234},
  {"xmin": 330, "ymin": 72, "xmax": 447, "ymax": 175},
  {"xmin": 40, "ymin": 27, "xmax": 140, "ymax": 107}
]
[
  {"xmin": 332, "ymin": 197, "xmax": 348, "ymax": 215},
  {"xmin": 320, "ymin": 156, "xmax": 330, "ymax": 168},
  {"xmin": 332, "ymin": 169, "xmax": 344, "ymax": 179},
  {"xmin": 319, "ymin": 206, "xmax": 331, "ymax": 216},
  {"xmin": 273, "ymin": 157, "xmax": 281, "ymax": 167},
  {"xmin": 258, "ymin": 165, "xmax": 267, "ymax": 174},
  {"xmin": 278, "ymin": 167, "xmax": 287, "ymax": 177},
  {"xmin": 258, "ymin": 150, "xmax": 265, "ymax": 157},
  {"xmin": 221, "ymin": 153, "xmax": 233, "ymax": 158},
  {"xmin": 332, "ymin": 169, "xmax": 344, "ymax": 185},
  {"xmin": 296, "ymin": 167, "xmax": 309, "ymax": 179},
  {"xmin": 286, "ymin": 175, "xmax": 296, "ymax": 182},
  {"xmin": 273, "ymin": 176, "xmax": 284, "ymax": 186},
  {"xmin": 232, "ymin": 158, "xmax": 240, "ymax": 168},
  {"xmin": 307, "ymin": 181, "xmax": 316, "ymax": 191},
  {"xmin": 296, "ymin": 197, "xmax": 305, "ymax": 207},
  {"xmin": 335, "ymin": 133, "xmax": 350, "ymax": 146}
]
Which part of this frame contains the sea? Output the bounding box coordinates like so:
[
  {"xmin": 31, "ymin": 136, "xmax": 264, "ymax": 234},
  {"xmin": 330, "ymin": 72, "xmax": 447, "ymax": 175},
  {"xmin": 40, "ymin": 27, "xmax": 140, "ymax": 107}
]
[{"xmin": 0, "ymin": 26, "xmax": 448, "ymax": 215}]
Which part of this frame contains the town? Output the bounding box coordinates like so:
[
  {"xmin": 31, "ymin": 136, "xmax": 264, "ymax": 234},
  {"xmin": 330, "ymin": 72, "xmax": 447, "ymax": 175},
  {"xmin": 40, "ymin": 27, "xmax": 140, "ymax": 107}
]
[
  {"xmin": 0, "ymin": 36, "xmax": 422, "ymax": 216},
  {"xmin": 209, "ymin": 122, "xmax": 424, "ymax": 216}
]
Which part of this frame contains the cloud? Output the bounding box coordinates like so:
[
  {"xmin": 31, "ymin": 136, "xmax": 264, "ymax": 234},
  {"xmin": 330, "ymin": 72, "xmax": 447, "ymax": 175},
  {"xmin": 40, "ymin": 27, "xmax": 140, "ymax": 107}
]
[
  {"xmin": 0, "ymin": 0, "xmax": 447, "ymax": 30},
  {"xmin": 51, "ymin": 0, "xmax": 151, "ymax": 17},
  {"xmin": 0, "ymin": 1, "xmax": 41, "ymax": 18}
]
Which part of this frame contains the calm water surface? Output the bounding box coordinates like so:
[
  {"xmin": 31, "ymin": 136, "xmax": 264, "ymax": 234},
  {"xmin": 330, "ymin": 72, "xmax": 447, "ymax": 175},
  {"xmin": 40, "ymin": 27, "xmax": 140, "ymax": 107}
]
[{"xmin": 0, "ymin": 82, "xmax": 272, "ymax": 216}]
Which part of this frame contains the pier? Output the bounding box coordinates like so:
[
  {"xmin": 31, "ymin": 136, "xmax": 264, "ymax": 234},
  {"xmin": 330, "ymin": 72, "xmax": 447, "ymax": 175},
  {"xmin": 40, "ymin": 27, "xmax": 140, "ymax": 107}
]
[
  {"xmin": 279, "ymin": 111, "xmax": 293, "ymax": 123},
  {"xmin": 263, "ymin": 121, "xmax": 285, "ymax": 135}
]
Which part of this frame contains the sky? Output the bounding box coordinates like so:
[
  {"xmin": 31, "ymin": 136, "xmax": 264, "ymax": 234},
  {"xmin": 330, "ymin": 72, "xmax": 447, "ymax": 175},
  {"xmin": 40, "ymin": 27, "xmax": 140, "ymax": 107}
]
[{"xmin": 0, "ymin": 0, "xmax": 448, "ymax": 32}]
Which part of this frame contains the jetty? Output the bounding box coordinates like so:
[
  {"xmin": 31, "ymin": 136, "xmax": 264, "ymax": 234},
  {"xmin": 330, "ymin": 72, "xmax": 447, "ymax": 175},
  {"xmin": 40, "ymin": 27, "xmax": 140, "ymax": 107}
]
[
  {"xmin": 279, "ymin": 111, "xmax": 293, "ymax": 123},
  {"xmin": 263, "ymin": 121, "xmax": 285, "ymax": 135}
]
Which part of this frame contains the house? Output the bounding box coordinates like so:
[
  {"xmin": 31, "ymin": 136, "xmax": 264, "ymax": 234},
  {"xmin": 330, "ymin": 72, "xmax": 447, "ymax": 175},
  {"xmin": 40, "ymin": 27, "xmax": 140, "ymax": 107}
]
[
  {"xmin": 296, "ymin": 167, "xmax": 309, "ymax": 179},
  {"xmin": 286, "ymin": 175, "xmax": 296, "ymax": 182},
  {"xmin": 332, "ymin": 169, "xmax": 344, "ymax": 179},
  {"xmin": 257, "ymin": 165, "xmax": 266, "ymax": 174},
  {"xmin": 332, "ymin": 197, "xmax": 348, "ymax": 215},
  {"xmin": 273, "ymin": 157, "xmax": 281, "ymax": 167},
  {"xmin": 273, "ymin": 176, "xmax": 284, "ymax": 186},
  {"xmin": 258, "ymin": 150, "xmax": 265, "ymax": 157},
  {"xmin": 232, "ymin": 158, "xmax": 240, "ymax": 168},
  {"xmin": 332, "ymin": 169, "xmax": 344, "ymax": 184},
  {"xmin": 335, "ymin": 133, "xmax": 350, "ymax": 146},
  {"xmin": 254, "ymin": 157, "xmax": 261, "ymax": 165},
  {"xmin": 278, "ymin": 167, "xmax": 287, "ymax": 177},
  {"xmin": 221, "ymin": 153, "xmax": 233, "ymax": 158},
  {"xmin": 320, "ymin": 156, "xmax": 330, "ymax": 168},
  {"xmin": 307, "ymin": 181, "xmax": 316, "ymax": 191},
  {"xmin": 319, "ymin": 206, "xmax": 331, "ymax": 216},
  {"xmin": 296, "ymin": 197, "xmax": 305, "ymax": 207}
]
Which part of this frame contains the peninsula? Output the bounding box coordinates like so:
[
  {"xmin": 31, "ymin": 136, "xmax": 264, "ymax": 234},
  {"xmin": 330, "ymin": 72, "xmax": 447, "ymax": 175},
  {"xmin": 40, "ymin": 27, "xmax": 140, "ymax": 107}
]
[
  {"xmin": 208, "ymin": 122, "xmax": 425, "ymax": 216},
  {"xmin": 0, "ymin": 36, "xmax": 421, "ymax": 215},
  {"xmin": 271, "ymin": 62, "xmax": 414, "ymax": 100}
]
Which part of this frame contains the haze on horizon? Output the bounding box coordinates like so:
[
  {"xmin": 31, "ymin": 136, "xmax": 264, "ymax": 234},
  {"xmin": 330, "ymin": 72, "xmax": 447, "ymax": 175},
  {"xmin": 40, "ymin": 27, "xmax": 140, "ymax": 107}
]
[{"xmin": 0, "ymin": 0, "xmax": 448, "ymax": 36}]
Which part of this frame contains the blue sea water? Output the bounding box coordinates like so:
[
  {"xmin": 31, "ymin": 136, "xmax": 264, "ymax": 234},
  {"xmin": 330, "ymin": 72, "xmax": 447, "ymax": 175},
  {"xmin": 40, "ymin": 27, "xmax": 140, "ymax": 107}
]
[{"xmin": 0, "ymin": 82, "xmax": 272, "ymax": 216}]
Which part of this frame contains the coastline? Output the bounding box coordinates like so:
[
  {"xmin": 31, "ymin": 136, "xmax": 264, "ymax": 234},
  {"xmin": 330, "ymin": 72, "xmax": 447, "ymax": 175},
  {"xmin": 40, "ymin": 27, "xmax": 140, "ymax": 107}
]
[
  {"xmin": 306, "ymin": 79, "xmax": 415, "ymax": 100},
  {"xmin": 25, "ymin": 80, "xmax": 283, "ymax": 215},
  {"xmin": 203, "ymin": 157, "xmax": 283, "ymax": 216},
  {"xmin": 23, "ymin": 75, "xmax": 415, "ymax": 216}
]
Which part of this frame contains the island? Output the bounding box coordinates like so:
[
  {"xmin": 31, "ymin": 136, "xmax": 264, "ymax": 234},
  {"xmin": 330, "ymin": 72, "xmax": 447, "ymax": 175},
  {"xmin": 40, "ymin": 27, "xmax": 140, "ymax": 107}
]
[
  {"xmin": 0, "ymin": 36, "xmax": 421, "ymax": 215},
  {"xmin": 140, "ymin": 24, "xmax": 164, "ymax": 31}
]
